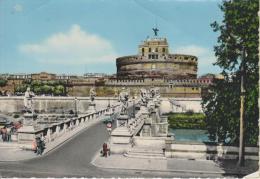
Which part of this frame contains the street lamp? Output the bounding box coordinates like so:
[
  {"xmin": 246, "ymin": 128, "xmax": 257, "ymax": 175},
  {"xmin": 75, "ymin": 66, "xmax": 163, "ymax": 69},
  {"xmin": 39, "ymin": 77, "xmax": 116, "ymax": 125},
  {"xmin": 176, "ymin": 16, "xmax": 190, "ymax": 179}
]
[
  {"xmin": 238, "ymin": 45, "xmax": 246, "ymax": 167},
  {"xmin": 132, "ymin": 96, "xmax": 135, "ymax": 118},
  {"xmin": 74, "ymin": 97, "xmax": 78, "ymax": 117}
]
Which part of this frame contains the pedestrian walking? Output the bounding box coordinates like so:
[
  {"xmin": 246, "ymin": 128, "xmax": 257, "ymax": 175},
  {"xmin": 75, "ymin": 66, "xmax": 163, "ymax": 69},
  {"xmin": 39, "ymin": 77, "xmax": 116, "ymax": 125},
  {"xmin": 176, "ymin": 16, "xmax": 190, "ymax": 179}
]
[
  {"xmin": 14, "ymin": 121, "xmax": 22, "ymax": 131},
  {"xmin": 6, "ymin": 127, "xmax": 11, "ymax": 142},
  {"xmin": 32, "ymin": 139, "xmax": 37, "ymax": 153},
  {"xmin": 106, "ymin": 122, "xmax": 112, "ymax": 135},
  {"xmin": 35, "ymin": 137, "xmax": 45, "ymax": 155},
  {"xmin": 1, "ymin": 126, "xmax": 7, "ymax": 142},
  {"xmin": 102, "ymin": 143, "xmax": 108, "ymax": 157}
]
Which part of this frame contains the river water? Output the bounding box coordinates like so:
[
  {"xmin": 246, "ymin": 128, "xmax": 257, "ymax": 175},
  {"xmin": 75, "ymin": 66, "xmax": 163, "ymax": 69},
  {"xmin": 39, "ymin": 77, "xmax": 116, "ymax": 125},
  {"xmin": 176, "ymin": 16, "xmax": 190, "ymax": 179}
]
[{"xmin": 169, "ymin": 128, "xmax": 210, "ymax": 142}]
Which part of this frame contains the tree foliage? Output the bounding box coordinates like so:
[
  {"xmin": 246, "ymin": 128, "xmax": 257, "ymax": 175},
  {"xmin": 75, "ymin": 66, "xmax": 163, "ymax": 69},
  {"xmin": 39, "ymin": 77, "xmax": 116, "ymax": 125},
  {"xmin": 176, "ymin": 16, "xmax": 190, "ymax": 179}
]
[
  {"xmin": 168, "ymin": 112, "xmax": 206, "ymax": 129},
  {"xmin": 15, "ymin": 80, "xmax": 66, "ymax": 96},
  {"xmin": 202, "ymin": 0, "xmax": 259, "ymax": 145},
  {"xmin": 0, "ymin": 79, "xmax": 7, "ymax": 87}
]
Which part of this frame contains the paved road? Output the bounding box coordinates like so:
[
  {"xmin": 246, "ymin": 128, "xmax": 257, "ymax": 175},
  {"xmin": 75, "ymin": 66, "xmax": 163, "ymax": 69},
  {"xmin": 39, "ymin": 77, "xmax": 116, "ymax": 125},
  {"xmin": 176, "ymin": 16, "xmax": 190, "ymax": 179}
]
[
  {"xmin": 0, "ymin": 121, "xmax": 230, "ymax": 178},
  {"xmin": 0, "ymin": 107, "xmax": 231, "ymax": 177}
]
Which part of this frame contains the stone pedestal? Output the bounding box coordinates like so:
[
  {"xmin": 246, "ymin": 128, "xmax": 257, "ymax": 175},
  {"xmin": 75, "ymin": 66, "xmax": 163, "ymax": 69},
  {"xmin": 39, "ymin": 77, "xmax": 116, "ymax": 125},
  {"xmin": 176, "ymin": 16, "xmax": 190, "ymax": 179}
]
[
  {"xmin": 18, "ymin": 113, "xmax": 42, "ymax": 144},
  {"xmin": 17, "ymin": 125, "xmax": 43, "ymax": 144},
  {"xmin": 23, "ymin": 113, "xmax": 37, "ymax": 126},
  {"xmin": 116, "ymin": 114, "xmax": 129, "ymax": 128},
  {"xmin": 150, "ymin": 111, "xmax": 157, "ymax": 123},
  {"xmin": 154, "ymin": 98, "xmax": 160, "ymax": 108},
  {"xmin": 140, "ymin": 105, "xmax": 149, "ymax": 118},
  {"xmin": 110, "ymin": 114, "xmax": 132, "ymax": 154},
  {"xmin": 88, "ymin": 102, "xmax": 96, "ymax": 113},
  {"xmin": 148, "ymin": 101, "xmax": 155, "ymax": 112},
  {"xmin": 141, "ymin": 124, "xmax": 152, "ymax": 137}
]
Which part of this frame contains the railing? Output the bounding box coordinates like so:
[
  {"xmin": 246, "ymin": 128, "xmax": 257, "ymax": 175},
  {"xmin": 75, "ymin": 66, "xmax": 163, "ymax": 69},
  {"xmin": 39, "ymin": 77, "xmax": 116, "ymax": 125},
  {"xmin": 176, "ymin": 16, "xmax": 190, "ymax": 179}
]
[
  {"xmin": 127, "ymin": 116, "xmax": 145, "ymax": 136},
  {"xmin": 47, "ymin": 104, "xmax": 120, "ymax": 143},
  {"xmin": 17, "ymin": 104, "xmax": 120, "ymax": 144}
]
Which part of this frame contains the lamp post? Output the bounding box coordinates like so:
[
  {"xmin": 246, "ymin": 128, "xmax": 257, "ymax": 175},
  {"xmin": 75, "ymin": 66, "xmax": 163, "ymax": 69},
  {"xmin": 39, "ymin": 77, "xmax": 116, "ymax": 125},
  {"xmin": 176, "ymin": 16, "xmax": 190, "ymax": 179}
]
[
  {"xmin": 132, "ymin": 96, "xmax": 135, "ymax": 118},
  {"xmin": 74, "ymin": 97, "xmax": 78, "ymax": 117},
  {"xmin": 237, "ymin": 46, "xmax": 246, "ymax": 167},
  {"xmin": 258, "ymin": 9, "xmax": 260, "ymax": 177},
  {"xmin": 12, "ymin": 80, "xmax": 15, "ymax": 95}
]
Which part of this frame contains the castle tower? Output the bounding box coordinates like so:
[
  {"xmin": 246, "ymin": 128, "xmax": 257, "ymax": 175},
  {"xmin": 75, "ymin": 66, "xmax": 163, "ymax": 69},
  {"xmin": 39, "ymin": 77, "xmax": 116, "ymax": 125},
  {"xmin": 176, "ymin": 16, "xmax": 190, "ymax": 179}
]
[
  {"xmin": 116, "ymin": 28, "xmax": 198, "ymax": 79},
  {"xmin": 138, "ymin": 37, "xmax": 169, "ymax": 59}
]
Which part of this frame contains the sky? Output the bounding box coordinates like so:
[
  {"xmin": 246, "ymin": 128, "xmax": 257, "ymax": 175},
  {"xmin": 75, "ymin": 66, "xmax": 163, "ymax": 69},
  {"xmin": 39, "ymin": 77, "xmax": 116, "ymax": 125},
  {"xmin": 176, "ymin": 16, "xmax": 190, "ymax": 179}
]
[{"xmin": 0, "ymin": 0, "xmax": 224, "ymax": 76}]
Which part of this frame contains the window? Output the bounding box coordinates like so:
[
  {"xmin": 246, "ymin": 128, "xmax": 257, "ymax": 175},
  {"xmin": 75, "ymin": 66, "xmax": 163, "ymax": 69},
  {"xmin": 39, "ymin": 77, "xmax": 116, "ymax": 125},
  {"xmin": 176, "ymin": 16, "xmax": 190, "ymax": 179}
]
[
  {"xmin": 162, "ymin": 48, "xmax": 165, "ymax": 53},
  {"xmin": 155, "ymin": 48, "xmax": 158, "ymax": 52},
  {"xmin": 149, "ymin": 48, "xmax": 151, "ymax": 52}
]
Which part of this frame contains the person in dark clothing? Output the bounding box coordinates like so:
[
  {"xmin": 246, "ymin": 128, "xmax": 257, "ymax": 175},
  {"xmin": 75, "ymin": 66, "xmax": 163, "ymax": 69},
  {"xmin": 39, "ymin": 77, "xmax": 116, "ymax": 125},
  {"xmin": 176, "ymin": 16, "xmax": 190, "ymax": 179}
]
[
  {"xmin": 102, "ymin": 143, "xmax": 108, "ymax": 157},
  {"xmin": 1, "ymin": 126, "xmax": 7, "ymax": 142},
  {"xmin": 36, "ymin": 137, "xmax": 45, "ymax": 155}
]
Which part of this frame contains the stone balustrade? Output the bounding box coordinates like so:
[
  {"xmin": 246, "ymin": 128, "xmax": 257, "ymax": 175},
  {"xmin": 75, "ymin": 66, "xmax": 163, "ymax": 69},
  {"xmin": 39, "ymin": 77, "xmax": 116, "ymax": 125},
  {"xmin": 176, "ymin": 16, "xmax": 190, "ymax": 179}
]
[
  {"xmin": 126, "ymin": 114, "xmax": 145, "ymax": 136},
  {"xmin": 164, "ymin": 141, "xmax": 259, "ymax": 160},
  {"xmin": 17, "ymin": 104, "xmax": 120, "ymax": 145}
]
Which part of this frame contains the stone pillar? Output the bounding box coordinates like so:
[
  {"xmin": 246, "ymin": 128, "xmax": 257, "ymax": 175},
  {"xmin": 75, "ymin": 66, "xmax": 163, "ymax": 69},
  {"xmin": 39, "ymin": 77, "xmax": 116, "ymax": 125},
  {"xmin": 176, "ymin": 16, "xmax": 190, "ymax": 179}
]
[
  {"xmin": 69, "ymin": 121, "xmax": 72, "ymax": 129},
  {"xmin": 110, "ymin": 114, "xmax": 132, "ymax": 154},
  {"xmin": 88, "ymin": 101, "xmax": 96, "ymax": 113},
  {"xmin": 116, "ymin": 114, "xmax": 129, "ymax": 128},
  {"xmin": 165, "ymin": 138, "xmax": 174, "ymax": 158},
  {"xmin": 47, "ymin": 128, "xmax": 51, "ymax": 142},
  {"xmin": 64, "ymin": 123, "xmax": 68, "ymax": 133},
  {"xmin": 56, "ymin": 125, "xmax": 60, "ymax": 135}
]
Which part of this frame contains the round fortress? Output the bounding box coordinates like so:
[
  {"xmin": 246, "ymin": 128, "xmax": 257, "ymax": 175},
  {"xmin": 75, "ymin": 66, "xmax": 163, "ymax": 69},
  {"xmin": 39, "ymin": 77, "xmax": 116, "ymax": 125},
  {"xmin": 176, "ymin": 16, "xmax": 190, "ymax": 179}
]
[{"xmin": 116, "ymin": 35, "xmax": 198, "ymax": 79}]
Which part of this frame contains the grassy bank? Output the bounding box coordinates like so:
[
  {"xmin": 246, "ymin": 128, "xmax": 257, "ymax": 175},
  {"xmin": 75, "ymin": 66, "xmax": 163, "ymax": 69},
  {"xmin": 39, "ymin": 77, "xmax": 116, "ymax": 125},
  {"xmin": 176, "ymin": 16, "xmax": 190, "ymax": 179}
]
[{"xmin": 168, "ymin": 112, "xmax": 206, "ymax": 129}]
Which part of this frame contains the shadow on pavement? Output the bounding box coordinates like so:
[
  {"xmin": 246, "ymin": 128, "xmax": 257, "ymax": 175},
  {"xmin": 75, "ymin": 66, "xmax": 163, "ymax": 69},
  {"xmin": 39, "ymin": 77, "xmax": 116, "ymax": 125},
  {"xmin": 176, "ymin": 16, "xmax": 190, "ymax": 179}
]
[{"xmin": 214, "ymin": 159, "xmax": 258, "ymax": 177}]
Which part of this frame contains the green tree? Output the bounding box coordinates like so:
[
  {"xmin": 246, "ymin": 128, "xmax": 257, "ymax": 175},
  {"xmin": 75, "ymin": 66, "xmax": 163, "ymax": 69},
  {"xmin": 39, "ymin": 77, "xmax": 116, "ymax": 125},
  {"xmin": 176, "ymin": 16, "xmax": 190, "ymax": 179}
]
[
  {"xmin": 15, "ymin": 84, "xmax": 28, "ymax": 93},
  {"xmin": 0, "ymin": 79, "xmax": 7, "ymax": 87},
  {"xmin": 31, "ymin": 80, "xmax": 42, "ymax": 86},
  {"xmin": 33, "ymin": 86, "xmax": 42, "ymax": 95},
  {"xmin": 53, "ymin": 85, "xmax": 64, "ymax": 96},
  {"xmin": 41, "ymin": 85, "xmax": 52, "ymax": 95},
  {"xmin": 202, "ymin": 0, "xmax": 259, "ymax": 145}
]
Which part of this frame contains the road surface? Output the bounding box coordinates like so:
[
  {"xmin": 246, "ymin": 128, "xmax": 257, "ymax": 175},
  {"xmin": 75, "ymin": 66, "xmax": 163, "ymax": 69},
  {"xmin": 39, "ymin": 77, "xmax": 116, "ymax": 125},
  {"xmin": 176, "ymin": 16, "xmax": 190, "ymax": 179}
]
[{"xmin": 0, "ymin": 108, "xmax": 230, "ymax": 177}]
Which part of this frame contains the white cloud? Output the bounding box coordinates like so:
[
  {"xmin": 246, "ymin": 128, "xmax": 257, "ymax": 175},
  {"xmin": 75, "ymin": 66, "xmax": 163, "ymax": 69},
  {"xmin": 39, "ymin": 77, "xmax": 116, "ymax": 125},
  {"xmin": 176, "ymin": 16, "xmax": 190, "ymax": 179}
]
[
  {"xmin": 13, "ymin": 4, "xmax": 23, "ymax": 12},
  {"xmin": 19, "ymin": 24, "xmax": 118, "ymax": 65},
  {"xmin": 174, "ymin": 45, "xmax": 219, "ymax": 74}
]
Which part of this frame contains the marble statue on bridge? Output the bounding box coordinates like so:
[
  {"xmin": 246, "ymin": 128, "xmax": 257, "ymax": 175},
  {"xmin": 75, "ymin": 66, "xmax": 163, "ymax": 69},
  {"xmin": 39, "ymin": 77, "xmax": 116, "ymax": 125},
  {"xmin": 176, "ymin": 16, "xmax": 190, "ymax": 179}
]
[
  {"xmin": 89, "ymin": 87, "xmax": 96, "ymax": 102},
  {"xmin": 88, "ymin": 87, "xmax": 96, "ymax": 113},
  {"xmin": 140, "ymin": 88, "xmax": 148, "ymax": 106},
  {"xmin": 24, "ymin": 87, "xmax": 35, "ymax": 113},
  {"xmin": 118, "ymin": 88, "xmax": 129, "ymax": 115}
]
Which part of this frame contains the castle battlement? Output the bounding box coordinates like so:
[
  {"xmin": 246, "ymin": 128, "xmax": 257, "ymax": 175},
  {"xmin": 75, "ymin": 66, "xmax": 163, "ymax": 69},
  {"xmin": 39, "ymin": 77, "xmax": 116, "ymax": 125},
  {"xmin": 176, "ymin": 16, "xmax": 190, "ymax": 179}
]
[{"xmin": 116, "ymin": 29, "xmax": 198, "ymax": 79}]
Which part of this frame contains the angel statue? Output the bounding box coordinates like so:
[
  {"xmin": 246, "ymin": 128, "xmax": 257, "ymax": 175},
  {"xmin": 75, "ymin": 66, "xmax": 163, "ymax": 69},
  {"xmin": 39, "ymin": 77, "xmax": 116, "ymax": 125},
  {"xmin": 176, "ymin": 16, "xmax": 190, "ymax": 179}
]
[
  {"xmin": 118, "ymin": 88, "xmax": 129, "ymax": 115},
  {"xmin": 140, "ymin": 88, "xmax": 148, "ymax": 106},
  {"xmin": 89, "ymin": 87, "xmax": 96, "ymax": 102},
  {"xmin": 24, "ymin": 87, "xmax": 35, "ymax": 113}
]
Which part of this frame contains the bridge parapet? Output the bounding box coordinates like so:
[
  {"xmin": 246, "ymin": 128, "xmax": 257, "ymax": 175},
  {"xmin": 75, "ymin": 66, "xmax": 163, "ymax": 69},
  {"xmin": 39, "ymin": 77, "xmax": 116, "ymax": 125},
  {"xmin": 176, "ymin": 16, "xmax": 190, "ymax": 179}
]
[
  {"xmin": 109, "ymin": 89, "xmax": 173, "ymax": 156},
  {"xmin": 17, "ymin": 104, "xmax": 120, "ymax": 147}
]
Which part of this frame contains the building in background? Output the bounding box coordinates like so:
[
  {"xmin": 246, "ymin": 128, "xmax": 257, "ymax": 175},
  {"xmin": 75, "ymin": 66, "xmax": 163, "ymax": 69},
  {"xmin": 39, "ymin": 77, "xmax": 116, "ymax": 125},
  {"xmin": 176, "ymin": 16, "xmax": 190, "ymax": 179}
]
[
  {"xmin": 116, "ymin": 30, "xmax": 197, "ymax": 79},
  {"xmin": 0, "ymin": 29, "xmax": 223, "ymax": 97}
]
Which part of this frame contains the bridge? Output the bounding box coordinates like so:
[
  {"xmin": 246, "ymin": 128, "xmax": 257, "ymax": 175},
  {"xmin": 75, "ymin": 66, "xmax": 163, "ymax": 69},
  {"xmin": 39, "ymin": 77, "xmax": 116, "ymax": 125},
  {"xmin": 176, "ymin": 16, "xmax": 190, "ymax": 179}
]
[{"xmin": 0, "ymin": 93, "xmax": 258, "ymax": 177}]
